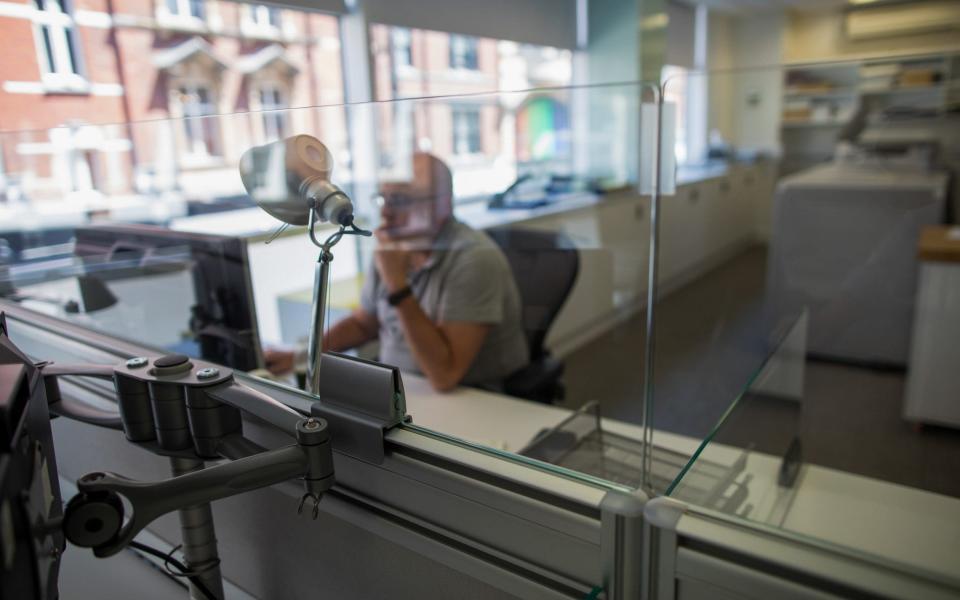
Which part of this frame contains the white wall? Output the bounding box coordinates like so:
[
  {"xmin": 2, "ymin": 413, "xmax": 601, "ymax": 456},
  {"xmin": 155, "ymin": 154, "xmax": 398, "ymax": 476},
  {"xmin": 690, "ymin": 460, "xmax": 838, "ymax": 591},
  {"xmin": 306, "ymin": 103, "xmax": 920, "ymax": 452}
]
[
  {"xmin": 703, "ymin": 11, "xmax": 784, "ymax": 156},
  {"xmin": 731, "ymin": 13, "xmax": 784, "ymax": 155}
]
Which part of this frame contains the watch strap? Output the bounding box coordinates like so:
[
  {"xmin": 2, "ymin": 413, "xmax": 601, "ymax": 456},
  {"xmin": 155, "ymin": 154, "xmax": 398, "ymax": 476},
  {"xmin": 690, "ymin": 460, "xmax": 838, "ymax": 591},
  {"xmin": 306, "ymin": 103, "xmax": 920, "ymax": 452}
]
[{"xmin": 387, "ymin": 285, "xmax": 413, "ymax": 306}]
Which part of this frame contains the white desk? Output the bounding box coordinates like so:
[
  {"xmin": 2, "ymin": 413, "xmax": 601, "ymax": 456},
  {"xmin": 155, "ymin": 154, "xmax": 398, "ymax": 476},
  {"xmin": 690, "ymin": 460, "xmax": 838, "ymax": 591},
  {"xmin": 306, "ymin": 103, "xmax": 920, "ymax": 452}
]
[{"xmin": 399, "ymin": 371, "xmax": 960, "ymax": 583}]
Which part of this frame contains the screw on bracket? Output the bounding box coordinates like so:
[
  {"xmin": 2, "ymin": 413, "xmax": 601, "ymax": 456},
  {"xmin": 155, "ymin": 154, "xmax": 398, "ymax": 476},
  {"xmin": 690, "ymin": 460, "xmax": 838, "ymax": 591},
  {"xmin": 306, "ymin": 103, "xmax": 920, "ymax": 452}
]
[
  {"xmin": 196, "ymin": 367, "xmax": 220, "ymax": 380},
  {"xmin": 126, "ymin": 357, "xmax": 149, "ymax": 369},
  {"xmin": 304, "ymin": 418, "xmax": 319, "ymax": 430}
]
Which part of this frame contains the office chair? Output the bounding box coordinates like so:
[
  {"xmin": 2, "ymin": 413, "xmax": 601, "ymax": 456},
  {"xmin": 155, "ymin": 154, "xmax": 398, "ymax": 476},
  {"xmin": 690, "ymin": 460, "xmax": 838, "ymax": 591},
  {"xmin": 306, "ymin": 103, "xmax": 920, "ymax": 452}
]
[{"xmin": 486, "ymin": 227, "xmax": 579, "ymax": 404}]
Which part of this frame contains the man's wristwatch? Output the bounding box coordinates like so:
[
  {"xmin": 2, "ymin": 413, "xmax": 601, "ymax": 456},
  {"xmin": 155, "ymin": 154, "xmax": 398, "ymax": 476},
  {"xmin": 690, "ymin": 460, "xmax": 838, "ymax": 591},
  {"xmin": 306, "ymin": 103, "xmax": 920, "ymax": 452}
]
[{"xmin": 387, "ymin": 285, "xmax": 413, "ymax": 306}]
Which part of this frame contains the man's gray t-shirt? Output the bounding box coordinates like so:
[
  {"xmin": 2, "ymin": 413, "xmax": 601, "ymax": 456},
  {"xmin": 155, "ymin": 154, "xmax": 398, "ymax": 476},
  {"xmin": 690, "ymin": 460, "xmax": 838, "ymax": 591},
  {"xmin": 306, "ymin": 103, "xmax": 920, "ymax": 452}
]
[{"xmin": 360, "ymin": 219, "xmax": 529, "ymax": 387}]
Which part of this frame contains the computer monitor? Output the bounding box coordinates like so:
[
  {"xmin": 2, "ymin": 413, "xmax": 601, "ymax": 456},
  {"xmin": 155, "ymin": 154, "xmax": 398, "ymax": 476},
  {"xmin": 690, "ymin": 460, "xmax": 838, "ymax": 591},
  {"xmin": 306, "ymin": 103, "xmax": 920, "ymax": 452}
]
[{"xmin": 73, "ymin": 224, "xmax": 263, "ymax": 372}]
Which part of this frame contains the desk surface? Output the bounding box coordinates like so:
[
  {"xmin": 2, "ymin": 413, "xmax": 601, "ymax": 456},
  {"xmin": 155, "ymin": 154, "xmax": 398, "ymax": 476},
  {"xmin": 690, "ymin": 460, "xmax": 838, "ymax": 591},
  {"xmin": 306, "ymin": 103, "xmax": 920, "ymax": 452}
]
[{"xmin": 399, "ymin": 371, "xmax": 960, "ymax": 582}]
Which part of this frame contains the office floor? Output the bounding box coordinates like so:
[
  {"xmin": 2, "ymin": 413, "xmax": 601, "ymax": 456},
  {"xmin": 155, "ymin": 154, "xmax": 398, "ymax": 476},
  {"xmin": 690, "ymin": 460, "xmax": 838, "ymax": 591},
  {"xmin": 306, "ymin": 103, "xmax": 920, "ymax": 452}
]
[{"xmin": 562, "ymin": 245, "xmax": 960, "ymax": 499}]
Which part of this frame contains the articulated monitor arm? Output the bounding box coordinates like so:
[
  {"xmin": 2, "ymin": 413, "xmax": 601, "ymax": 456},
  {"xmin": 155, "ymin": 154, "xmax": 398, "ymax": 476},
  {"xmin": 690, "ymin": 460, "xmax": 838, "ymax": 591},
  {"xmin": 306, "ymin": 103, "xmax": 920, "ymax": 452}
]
[{"xmin": 38, "ymin": 353, "xmax": 335, "ymax": 559}]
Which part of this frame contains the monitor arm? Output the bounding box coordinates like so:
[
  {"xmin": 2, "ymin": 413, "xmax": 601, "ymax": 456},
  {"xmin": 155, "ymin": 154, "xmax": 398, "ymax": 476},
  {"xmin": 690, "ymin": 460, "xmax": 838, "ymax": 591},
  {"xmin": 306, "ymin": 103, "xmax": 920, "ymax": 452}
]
[{"xmin": 38, "ymin": 354, "xmax": 334, "ymax": 562}]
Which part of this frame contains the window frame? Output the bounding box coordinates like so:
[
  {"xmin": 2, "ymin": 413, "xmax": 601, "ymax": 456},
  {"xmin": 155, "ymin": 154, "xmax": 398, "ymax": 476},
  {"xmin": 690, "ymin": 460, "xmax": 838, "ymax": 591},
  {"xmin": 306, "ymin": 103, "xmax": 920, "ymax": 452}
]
[
  {"xmin": 165, "ymin": 0, "xmax": 205, "ymax": 19},
  {"xmin": 255, "ymin": 83, "xmax": 288, "ymax": 141},
  {"xmin": 156, "ymin": 0, "xmax": 209, "ymax": 32},
  {"xmin": 177, "ymin": 83, "xmax": 221, "ymax": 161},
  {"xmin": 242, "ymin": 4, "xmax": 283, "ymax": 39},
  {"xmin": 32, "ymin": 0, "xmax": 87, "ymax": 92},
  {"xmin": 448, "ymin": 34, "xmax": 479, "ymax": 71},
  {"xmin": 451, "ymin": 104, "xmax": 482, "ymax": 157}
]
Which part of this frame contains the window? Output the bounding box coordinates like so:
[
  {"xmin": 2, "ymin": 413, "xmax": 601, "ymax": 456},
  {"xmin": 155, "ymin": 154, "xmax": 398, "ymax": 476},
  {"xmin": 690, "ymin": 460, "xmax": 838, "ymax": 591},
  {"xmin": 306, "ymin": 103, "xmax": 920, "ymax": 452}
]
[
  {"xmin": 662, "ymin": 65, "xmax": 688, "ymax": 165},
  {"xmin": 371, "ymin": 23, "xmax": 572, "ymax": 200},
  {"xmin": 165, "ymin": 0, "xmax": 205, "ymax": 19},
  {"xmin": 0, "ymin": 0, "xmax": 349, "ymax": 279},
  {"xmin": 452, "ymin": 106, "xmax": 481, "ymax": 155},
  {"xmin": 179, "ymin": 85, "xmax": 219, "ymax": 157},
  {"xmin": 258, "ymin": 85, "xmax": 287, "ymax": 140},
  {"xmin": 33, "ymin": 0, "xmax": 81, "ymax": 78},
  {"xmin": 249, "ymin": 4, "xmax": 281, "ymax": 28},
  {"xmin": 392, "ymin": 28, "xmax": 412, "ymax": 68},
  {"xmin": 449, "ymin": 35, "xmax": 478, "ymax": 70}
]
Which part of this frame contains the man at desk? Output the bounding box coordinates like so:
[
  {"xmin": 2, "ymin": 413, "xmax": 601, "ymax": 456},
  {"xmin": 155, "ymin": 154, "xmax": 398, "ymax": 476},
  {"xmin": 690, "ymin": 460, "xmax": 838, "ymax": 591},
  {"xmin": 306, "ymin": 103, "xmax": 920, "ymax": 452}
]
[{"xmin": 266, "ymin": 153, "xmax": 528, "ymax": 391}]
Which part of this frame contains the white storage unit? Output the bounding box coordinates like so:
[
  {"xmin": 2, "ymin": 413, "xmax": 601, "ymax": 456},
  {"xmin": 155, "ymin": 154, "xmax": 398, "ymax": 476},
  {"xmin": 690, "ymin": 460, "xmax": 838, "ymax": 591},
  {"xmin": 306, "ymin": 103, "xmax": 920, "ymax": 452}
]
[
  {"xmin": 767, "ymin": 163, "xmax": 948, "ymax": 365},
  {"xmin": 904, "ymin": 226, "xmax": 960, "ymax": 428}
]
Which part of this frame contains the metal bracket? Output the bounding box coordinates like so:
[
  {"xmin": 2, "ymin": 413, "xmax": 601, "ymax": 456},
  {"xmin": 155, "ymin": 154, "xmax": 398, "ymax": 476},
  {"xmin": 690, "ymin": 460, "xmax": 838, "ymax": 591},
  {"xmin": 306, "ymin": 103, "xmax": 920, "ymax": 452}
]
[{"xmin": 307, "ymin": 351, "xmax": 407, "ymax": 465}]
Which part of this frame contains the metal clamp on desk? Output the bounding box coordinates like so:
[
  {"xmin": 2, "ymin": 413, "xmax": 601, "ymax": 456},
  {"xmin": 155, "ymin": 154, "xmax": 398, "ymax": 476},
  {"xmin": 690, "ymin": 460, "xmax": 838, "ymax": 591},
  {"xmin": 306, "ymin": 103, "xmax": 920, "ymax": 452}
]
[{"xmin": 305, "ymin": 351, "xmax": 408, "ymax": 465}]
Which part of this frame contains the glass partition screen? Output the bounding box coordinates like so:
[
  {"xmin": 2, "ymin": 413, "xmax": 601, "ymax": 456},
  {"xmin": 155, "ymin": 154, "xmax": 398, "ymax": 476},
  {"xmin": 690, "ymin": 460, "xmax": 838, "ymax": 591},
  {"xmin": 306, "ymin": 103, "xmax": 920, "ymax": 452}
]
[
  {"xmin": 0, "ymin": 70, "xmax": 664, "ymax": 494},
  {"xmin": 654, "ymin": 58, "xmax": 960, "ymax": 582}
]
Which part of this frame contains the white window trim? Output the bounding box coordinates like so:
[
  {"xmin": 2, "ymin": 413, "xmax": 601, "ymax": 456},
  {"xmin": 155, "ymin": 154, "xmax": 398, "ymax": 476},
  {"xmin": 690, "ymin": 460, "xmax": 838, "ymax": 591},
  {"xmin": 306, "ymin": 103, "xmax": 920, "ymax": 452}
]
[
  {"xmin": 175, "ymin": 82, "xmax": 222, "ymax": 165},
  {"xmin": 252, "ymin": 82, "xmax": 288, "ymax": 141},
  {"xmin": 155, "ymin": 0, "xmax": 209, "ymax": 33},
  {"xmin": 241, "ymin": 4, "xmax": 283, "ymax": 40},
  {"xmin": 391, "ymin": 27, "xmax": 413, "ymax": 68},
  {"xmin": 31, "ymin": 0, "xmax": 88, "ymax": 92},
  {"xmin": 449, "ymin": 34, "xmax": 479, "ymax": 72},
  {"xmin": 451, "ymin": 105, "xmax": 483, "ymax": 157}
]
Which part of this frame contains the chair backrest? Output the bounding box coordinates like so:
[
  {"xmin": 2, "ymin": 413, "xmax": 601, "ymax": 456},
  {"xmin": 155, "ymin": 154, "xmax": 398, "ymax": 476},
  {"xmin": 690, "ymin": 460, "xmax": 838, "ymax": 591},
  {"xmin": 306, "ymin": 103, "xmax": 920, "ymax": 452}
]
[{"xmin": 486, "ymin": 227, "xmax": 579, "ymax": 361}]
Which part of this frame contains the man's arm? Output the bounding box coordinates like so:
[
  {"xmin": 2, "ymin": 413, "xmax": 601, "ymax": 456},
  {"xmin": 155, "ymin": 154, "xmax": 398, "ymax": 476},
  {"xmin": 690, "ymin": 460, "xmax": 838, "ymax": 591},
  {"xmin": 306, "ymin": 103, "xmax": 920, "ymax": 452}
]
[
  {"xmin": 390, "ymin": 294, "xmax": 490, "ymax": 391},
  {"xmin": 324, "ymin": 307, "xmax": 380, "ymax": 352},
  {"xmin": 263, "ymin": 308, "xmax": 378, "ymax": 374}
]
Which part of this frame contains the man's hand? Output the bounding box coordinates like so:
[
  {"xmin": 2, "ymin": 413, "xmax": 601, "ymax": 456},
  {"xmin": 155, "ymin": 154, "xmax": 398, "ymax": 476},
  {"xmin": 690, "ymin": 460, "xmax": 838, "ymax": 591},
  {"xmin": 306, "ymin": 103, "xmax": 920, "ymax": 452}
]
[
  {"xmin": 263, "ymin": 348, "xmax": 295, "ymax": 375},
  {"xmin": 373, "ymin": 227, "xmax": 413, "ymax": 292}
]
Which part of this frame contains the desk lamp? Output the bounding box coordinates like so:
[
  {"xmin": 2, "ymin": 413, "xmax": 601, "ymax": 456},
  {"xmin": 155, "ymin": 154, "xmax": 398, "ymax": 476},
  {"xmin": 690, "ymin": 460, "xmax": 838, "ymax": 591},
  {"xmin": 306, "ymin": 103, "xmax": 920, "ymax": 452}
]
[{"xmin": 239, "ymin": 135, "xmax": 371, "ymax": 394}]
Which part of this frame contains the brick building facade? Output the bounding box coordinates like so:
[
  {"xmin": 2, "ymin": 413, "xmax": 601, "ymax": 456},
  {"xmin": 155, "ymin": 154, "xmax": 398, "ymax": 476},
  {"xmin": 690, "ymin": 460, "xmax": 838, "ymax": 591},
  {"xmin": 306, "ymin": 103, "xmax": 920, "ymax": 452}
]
[
  {"xmin": 0, "ymin": 0, "xmax": 344, "ymax": 208},
  {"xmin": 0, "ymin": 2, "xmax": 571, "ymax": 234}
]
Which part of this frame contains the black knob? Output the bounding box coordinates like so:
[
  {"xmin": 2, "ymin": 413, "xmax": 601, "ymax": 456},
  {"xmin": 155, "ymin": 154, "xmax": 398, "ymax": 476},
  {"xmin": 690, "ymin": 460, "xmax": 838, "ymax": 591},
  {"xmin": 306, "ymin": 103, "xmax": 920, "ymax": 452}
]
[
  {"xmin": 64, "ymin": 490, "xmax": 124, "ymax": 549},
  {"xmin": 154, "ymin": 354, "xmax": 190, "ymax": 368}
]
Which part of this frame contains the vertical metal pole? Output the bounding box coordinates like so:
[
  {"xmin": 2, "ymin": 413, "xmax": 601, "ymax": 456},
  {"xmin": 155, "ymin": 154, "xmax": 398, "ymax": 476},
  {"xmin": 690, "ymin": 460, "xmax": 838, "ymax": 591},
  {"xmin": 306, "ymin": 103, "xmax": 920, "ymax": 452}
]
[
  {"xmin": 170, "ymin": 457, "xmax": 224, "ymax": 600},
  {"xmin": 306, "ymin": 251, "xmax": 331, "ymax": 395},
  {"xmin": 641, "ymin": 87, "xmax": 664, "ymax": 493}
]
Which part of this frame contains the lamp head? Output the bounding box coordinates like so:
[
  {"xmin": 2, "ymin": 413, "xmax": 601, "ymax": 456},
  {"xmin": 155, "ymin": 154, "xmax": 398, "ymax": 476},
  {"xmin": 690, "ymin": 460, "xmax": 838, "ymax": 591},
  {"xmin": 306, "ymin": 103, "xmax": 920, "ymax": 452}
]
[{"xmin": 239, "ymin": 135, "xmax": 354, "ymax": 227}]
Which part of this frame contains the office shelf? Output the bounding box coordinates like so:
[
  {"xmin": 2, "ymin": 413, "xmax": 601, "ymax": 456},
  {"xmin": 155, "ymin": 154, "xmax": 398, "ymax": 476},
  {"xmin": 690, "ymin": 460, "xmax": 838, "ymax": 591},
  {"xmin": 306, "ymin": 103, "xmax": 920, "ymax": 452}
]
[{"xmin": 781, "ymin": 120, "xmax": 845, "ymax": 129}]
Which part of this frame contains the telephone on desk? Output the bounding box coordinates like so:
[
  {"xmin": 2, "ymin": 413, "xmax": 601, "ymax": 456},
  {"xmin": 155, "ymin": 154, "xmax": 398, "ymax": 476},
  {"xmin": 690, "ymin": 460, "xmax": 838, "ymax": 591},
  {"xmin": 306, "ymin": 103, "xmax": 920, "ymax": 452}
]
[{"xmin": 488, "ymin": 173, "xmax": 583, "ymax": 210}]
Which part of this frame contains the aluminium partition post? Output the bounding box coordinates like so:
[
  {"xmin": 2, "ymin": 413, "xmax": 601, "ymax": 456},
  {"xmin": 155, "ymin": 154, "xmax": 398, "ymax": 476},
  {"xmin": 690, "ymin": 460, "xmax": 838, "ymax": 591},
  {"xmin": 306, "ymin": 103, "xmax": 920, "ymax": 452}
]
[{"xmin": 641, "ymin": 87, "xmax": 664, "ymax": 493}]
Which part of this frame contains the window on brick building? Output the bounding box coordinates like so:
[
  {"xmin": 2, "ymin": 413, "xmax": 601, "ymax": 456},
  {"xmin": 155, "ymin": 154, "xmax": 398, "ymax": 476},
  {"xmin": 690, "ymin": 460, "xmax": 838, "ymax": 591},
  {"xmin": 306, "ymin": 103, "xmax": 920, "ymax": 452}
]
[
  {"xmin": 33, "ymin": 0, "xmax": 81, "ymax": 78},
  {"xmin": 449, "ymin": 35, "xmax": 478, "ymax": 70},
  {"xmin": 179, "ymin": 85, "xmax": 220, "ymax": 157},
  {"xmin": 258, "ymin": 85, "xmax": 287, "ymax": 140},
  {"xmin": 370, "ymin": 23, "xmax": 572, "ymax": 201},
  {"xmin": 391, "ymin": 28, "xmax": 412, "ymax": 68},
  {"xmin": 452, "ymin": 106, "xmax": 481, "ymax": 155},
  {"xmin": 165, "ymin": 0, "xmax": 205, "ymax": 20},
  {"xmin": 249, "ymin": 4, "xmax": 281, "ymax": 28}
]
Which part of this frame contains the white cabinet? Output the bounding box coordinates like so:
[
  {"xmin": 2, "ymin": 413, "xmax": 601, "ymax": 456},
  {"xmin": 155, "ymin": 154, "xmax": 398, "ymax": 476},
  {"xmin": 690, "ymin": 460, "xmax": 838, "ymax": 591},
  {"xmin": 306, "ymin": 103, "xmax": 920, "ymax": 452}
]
[
  {"xmin": 501, "ymin": 162, "xmax": 767, "ymax": 356},
  {"xmin": 596, "ymin": 193, "xmax": 650, "ymax": 307},
  {"xmin": 904, "ymin": 229, "xmax": 960, "ymax": 428},
  {"xmin": 660, "ymin": 183, "xmax": 708, "ymax": 284}
]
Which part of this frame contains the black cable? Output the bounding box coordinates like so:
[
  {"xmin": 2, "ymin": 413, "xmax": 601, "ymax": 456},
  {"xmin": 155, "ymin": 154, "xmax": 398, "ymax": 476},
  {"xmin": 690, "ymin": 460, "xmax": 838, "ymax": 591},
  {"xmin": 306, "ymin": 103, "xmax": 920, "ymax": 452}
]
[{"xmin": 128, "ymin": 540, "xmax": 219, "ymax": 600}]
